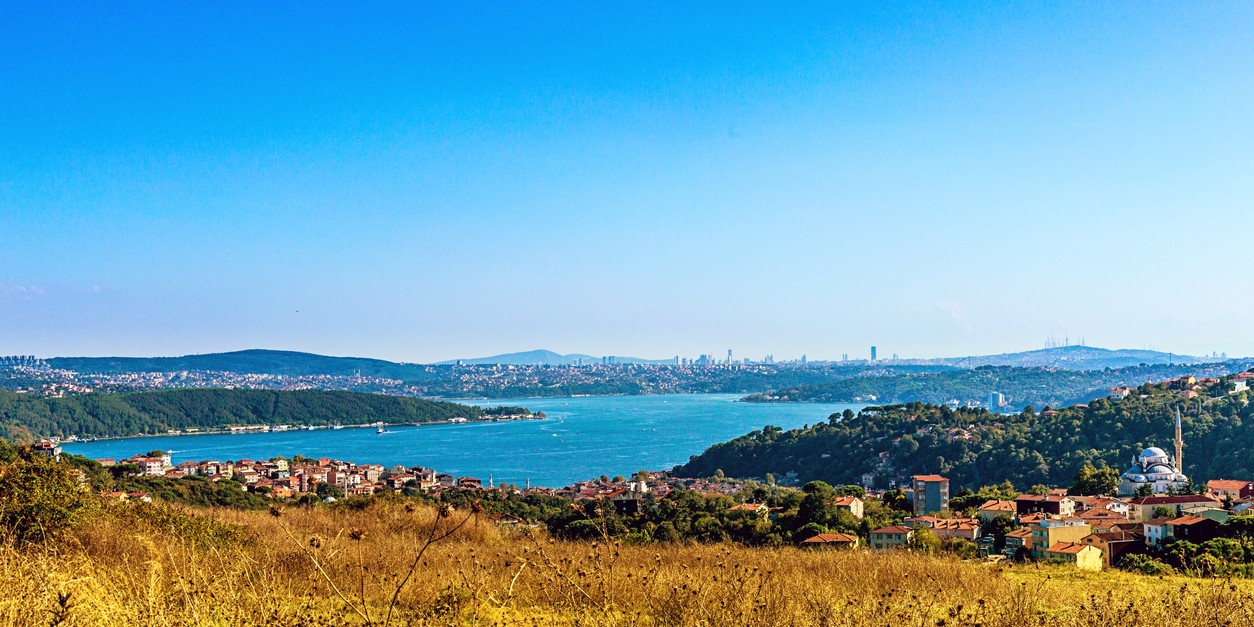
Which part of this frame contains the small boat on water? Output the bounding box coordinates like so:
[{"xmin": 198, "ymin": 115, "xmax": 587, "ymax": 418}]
[
  {"xmin": 377, "ymin": 426, "xmax": 391, "ymax": 434},
  {"xmin": 331, "ymin": 422, "xmax": 343, "ymax": 430}
]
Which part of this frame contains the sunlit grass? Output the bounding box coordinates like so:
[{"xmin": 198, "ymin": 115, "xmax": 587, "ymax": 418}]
[{"xmin": 3, "ymin": 500, "xmax": 1254, "ymax": 626}]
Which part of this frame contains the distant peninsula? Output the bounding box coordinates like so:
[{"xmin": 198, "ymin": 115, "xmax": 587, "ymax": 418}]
[{"xmin": 0, "ymin": 388, "xmax": 531, "ymax": 442}]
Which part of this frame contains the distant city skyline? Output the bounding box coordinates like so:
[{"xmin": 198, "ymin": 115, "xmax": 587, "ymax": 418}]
[{"xmin": 3, "ymin": 3, "xmax": 1253, "ymax": 362}]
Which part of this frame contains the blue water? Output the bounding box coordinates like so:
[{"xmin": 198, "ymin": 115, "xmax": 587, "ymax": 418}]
[{"xmin": 62, "ymin": 394, "xmax": 861, "ymax": 487}]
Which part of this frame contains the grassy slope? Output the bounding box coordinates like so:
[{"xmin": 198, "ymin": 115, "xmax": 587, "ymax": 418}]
[{"xmin": 3, "ymin": 501, "xmax": 1252, "ymax": 626}]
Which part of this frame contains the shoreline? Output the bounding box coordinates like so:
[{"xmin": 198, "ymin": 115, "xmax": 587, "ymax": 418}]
[{"xmin": 55, "ymin": 414, "xmax": 544, "ymax": 444}]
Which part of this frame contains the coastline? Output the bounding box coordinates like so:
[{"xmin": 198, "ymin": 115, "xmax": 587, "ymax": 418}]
[{"xmin": 55, "ymin": 413, "xmax": 544, "ymax": 444}]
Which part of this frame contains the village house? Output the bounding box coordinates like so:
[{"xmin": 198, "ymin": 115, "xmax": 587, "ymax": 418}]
[
  {"xmin": 801, "ymin": 533, "xmax": 859, "ymax": 549},
  {"xmin": 869, "ymin": 526, "xmax": 913, "ymax": 550},
  {"xmin": 1003, "ymin": 528, "xmax": 1033, "ymax": 556},
  {"xmin": 33, "ymin": 440, "xmax": 62, "ymax": 460},
  {"xmin": 1015, "ymin": 494, "xmax": 1076, "ymax": 518},
  {"xmin": 1127, "ymin": 495, "xmax": 1222, "ymax": 522},
  {"xmin": 1079, "ymin": 530, "xmax": 1145, "ymax": 568},
  {"xmin": 1030, "ymin": 518, "xmax": 1091, "ymax": 559},
  {"xmin": 904, "ymin": 516, "xmax": 981, "ymax": 541},
  {"xmin": 1042, "ymin": 542, "xmax": 1103, "ymax": 571},
  {"xmin": 1161, "ymin": 515, "xmax": 1222, "ymax": 544},
  {"xmin": 832, "ymin": 495, "xmax": 864, "ymax": 519},
  {"xmin": 1206, "ymin": 479, "xmax": 1254, "ymax": 502},
  {"xmin": 976, "ymin": 499, "xmax": 1016, "ymax": 523}
]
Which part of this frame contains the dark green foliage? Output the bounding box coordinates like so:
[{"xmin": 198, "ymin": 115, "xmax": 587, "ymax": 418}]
[
  {"xmin": 0, "ymin": 388, "xmax": 490, "ymax": 439},
  {"xmin": 0, "ymin": 449, "xmax": 98, "ymax": 545},
  {"xmin": 677, "ymin": 385, "xmax": 1254, "ymax": 490}
]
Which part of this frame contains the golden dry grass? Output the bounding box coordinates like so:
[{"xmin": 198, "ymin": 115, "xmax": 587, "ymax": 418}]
[{"xmin": 3, "ymin": 500, "xmax": 1254, "ymax": 626}]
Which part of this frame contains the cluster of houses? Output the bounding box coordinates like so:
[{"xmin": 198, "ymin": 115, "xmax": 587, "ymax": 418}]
[
  {"xmin": 801, "ymin": 473, "xmax": 1254, "ymax": 572},
  {"xmin": 86, "ymin": 450, "xmax": 750, "ymax": 509}
]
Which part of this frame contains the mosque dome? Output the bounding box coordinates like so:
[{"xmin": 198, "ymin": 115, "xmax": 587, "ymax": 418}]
[
  {"xmin": 1140, "ymin": 447, "xmax": 1168, "ymax": 459},
  {"xmin": 1145, "ymin": 464, "xmax": 1175, "ymax": 475}
]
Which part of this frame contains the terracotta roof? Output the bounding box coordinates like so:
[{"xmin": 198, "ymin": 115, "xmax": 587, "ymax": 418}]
[
  {"xmin": 1044, "ymin": 542, "xmax": 1089, "ymax": 555},
  {"xmin": 978, "ymin": 499, "xmax": 1016, "ymax": 512},
  {"xmin": 802, "ymin": 533, "xmax": 857, "ymax": 544},
  {"xmin": 912, "ymin": 475, "xmax": 948, "ymax": 482},
  {"xmin": 1206, "ymin": 479, "xmax": 1251, "ymax": 491},
  {"xmin": 1006, "ymin": 528, "xmax": 1033, "ymax": 539},
  {"xmin": 1129, "ymin": 495, "xmax": 1218, "ymax": 506},
  {"xmin": 832, "ymin": 496, "xmax": 862, "ymax": 506},
  {"xmin": 1166, "ymin": 515, "xmax": 1212, "ymax": 527},
  {"xmin": 871, "ymin": 526, "xmax": 914, "ymax": 535}
]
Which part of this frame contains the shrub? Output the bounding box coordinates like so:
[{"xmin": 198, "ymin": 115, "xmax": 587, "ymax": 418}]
[{"xmin": 0, "ymin": 450, "xmax": 97, "ymax": 545}]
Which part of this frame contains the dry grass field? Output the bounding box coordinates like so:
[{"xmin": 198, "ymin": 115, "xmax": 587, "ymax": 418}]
[{"xmin": 3, "ymin": 500, "xmax": 1254, "ymax": 627}]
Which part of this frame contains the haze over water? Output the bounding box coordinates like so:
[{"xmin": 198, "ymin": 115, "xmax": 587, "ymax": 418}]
[{"xmin": 64, "ymin": 394, "xmax": 862, "ymax": 487}]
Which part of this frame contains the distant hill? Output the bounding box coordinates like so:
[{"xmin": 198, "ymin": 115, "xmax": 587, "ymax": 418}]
[
  {"xmin": 744, "ymin": 362, "xmax": 1254, "ymax": 409},
  {"xmin": 933, "ymin": 345, "xmax": 1210, "ymax": 370},
  {"xmin": 435, "ymin": 349, "xmax": 673, "ymax": 366},
  {"xmin": 47, "ymin": 349, "xmax": 440, "ymax": 381}
]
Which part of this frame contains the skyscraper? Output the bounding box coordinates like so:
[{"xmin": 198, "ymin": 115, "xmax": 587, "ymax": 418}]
[{"xmin": 870, "ymin": 346, "xmax": 877, "ymax": 361}]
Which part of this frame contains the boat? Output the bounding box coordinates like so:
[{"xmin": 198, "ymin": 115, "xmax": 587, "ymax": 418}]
[
  {"xmin": 331, "ymin": 422, "xmax": 343, "ymax": 430},
  {"xmin": 377, "ymin": 426, "xmax": 391, "ymax": 434}
]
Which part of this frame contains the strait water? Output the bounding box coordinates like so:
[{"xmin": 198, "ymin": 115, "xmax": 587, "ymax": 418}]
[{"xmin": 62, "ymin": 394, "xmax": 862, "ymax": 487}]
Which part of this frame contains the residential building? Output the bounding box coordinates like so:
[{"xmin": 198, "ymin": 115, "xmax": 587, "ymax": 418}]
[
  {"xmin": 869, "ymin": 526, "xmax": 914, "ymax": 550},
  {"xmin": 801, "ymin": 533, "xmax": 859, "ymax": 549},
  {"xmin": 1042, "ymin": 542, "xmax": 1104, "ymax": 571},
  {"xmin": 1206, "ymin": 479, "xmax": 1254, "ymax": 501},
  {"xmin": 911, "ymin": 475, "xmax": 949, "ymax": 515},
  {"xmin": 833, "ymin": 496, "xmax": 864, "ymax": 519},
  {"xmin": 1030, "ymin": 518, "xmax": 1091, "ymax": 559},
  {"xmin": 1015, "ymin": 495, "xmax": 1076, "ymax": 518},
  {"xmin": 1079, "ymin": 530, "xmax": 1145, "ymax": 568},
  {"xmin": 976, "ymin": 499, "xmax": 1017, "ymax": 523},
  {"xmin": 1164, "ymin": 515, "xmax": 1221, "ymax": 544},
  {"xmin": 1127, "ymin": 495, "xmax": 1222, "ymax": 521}
]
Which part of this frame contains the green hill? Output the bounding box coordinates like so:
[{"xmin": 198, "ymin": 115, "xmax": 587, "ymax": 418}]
[
  {"xmin": 0, "ymin": 388, "xmax": 496, "ymax": 441},
  {"xmin": 681, "ymin": 375, "xmax": 1254, "ymax": 489}
]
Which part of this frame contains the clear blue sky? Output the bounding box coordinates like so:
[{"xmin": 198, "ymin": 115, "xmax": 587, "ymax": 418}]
[{"xmin": 3, "ymin": 2, "xmax": 1252, "ymax": 362}]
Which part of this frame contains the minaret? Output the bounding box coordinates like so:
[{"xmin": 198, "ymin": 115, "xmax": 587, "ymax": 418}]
[{"xmin": 1174, "ymin": 406, "xmax": 1184, "ymax": 472}]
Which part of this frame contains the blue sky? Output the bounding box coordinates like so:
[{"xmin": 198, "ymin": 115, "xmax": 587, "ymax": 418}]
[{"xmin": 2, "ymin": 2, "xmax": 1252, "ymax": 362}]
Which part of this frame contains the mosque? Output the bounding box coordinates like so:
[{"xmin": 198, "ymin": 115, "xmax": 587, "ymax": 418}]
[{"xmin": 1117, "ymin": 408, "xmax": 1189, "ymax": 496}]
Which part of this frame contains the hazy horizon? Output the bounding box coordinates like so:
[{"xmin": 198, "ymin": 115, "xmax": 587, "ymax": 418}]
[{"xmin": 4, "ymin": 3, "xmax": 1253, "ymax": 362}]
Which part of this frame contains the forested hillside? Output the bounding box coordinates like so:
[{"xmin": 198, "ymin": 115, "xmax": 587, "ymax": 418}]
[
  {"xmin": 743, "ymin": 363, "xmax": 1252, "ymax": 409},
  {"xmin": 683, "ymin": 377, "xmax": 1254, "ymax": 489},
  {"xmin": 0, "ymin": 389, "xmax": 492, "ymax": 441}
]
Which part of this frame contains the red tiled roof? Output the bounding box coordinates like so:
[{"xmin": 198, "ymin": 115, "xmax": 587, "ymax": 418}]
[
  {"xmin": 871, "ymin": 526, "xmax": 913, "ymax": 535},
  {"xmin": 912, "ymin": 475, "xmax": 948, "ymax": 482},
  {"xmin": 801, "ymin": 533, "xmax": 857, "ymax": 544},
  {"xmin": 1044, "ymin": 542, "xmax": 1089, "ymax": 555},
  {"xmin": 1206, "ymin": 479, "xmax": 1251, "ymax": 491}
]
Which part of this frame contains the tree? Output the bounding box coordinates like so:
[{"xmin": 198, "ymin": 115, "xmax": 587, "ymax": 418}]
[
  {"xmin": 1135, "ymin": 483, "xmax": 1154, "ymax": 497},
  {"xmin": 1071, "ymin": 462, "xmax": 1120, "ymax": 496},
  {"xmin": 1028, "ymin": 484, "xmax": 1051, "ymax": 496},
  {"xmin": 907, "ymin": 526, "xmax": 940, "ymax": 554},
  {"xmin": 0, "ymin": 450, "xmax": 97, "ymax": 545},
  {"xmin": 984, "ymin": 515, "xmax": 1014, "ymax": 552}
]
